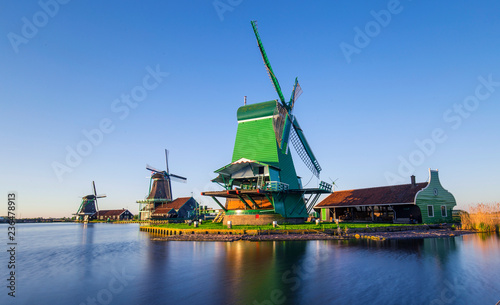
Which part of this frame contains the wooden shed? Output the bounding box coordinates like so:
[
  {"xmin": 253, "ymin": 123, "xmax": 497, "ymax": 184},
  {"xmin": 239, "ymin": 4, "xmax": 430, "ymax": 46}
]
[{"xmin": 314, "ymin": 169, "xmax": 456, "ymax": 224}]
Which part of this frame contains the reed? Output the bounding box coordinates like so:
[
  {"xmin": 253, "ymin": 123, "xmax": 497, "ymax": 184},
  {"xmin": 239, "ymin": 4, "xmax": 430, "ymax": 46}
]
[{"xmin": 460, "ymin": 203, "xmax": 500, "ymax": 232}]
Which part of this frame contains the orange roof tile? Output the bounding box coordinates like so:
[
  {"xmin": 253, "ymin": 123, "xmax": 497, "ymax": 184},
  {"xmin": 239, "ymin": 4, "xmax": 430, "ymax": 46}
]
[
  {"xmin": 96, "ymin": 209, "xmax": 130, "ymax": 217},
  {"xmin": 315, "ymin": 182, "xmax": 428, "ymax": 208},
  {"xmin": 153, "ymin": 197, "xmax": 192, "ymax": 214}
]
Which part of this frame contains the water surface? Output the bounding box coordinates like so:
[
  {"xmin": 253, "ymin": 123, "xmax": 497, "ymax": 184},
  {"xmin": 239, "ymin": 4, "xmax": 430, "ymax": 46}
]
[{"xmin": 1, "ymin": 223, "xmax": 499, "ymax": 305}]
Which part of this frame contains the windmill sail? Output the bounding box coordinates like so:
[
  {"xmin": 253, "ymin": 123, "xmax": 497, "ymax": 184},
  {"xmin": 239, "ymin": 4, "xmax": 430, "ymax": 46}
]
[
  {"xmin": 251, "ymin": 20, "xmax": 286, "ymax": 106},
  {"xmin": 273, "ymin": 103, "xmax": 295, "ymax": 154},
  {"xmin": 289, "ymin": 78, "xmax": 302, "ymax": 109},
  {"xmin": 289, "ymin": 117, "xmax": 321, "ymax": 178},
  {"xmin": 252, "ymin": 20, "xmax": 322, "ymax": 178},
  {"xmin": 146, "ymin": 164, "xmax": 162, "ymax": 173},
  {"xmin": 169, "ymin": 173, "xmax": 187, "ymax": 182}
]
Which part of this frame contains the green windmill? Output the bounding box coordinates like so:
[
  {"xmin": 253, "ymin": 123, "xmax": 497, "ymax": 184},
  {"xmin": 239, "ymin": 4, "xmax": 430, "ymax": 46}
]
[
  {"xmin": 74, "ymin": 181, "xmax": 106, "ymax": 223},
  {"xmin": 202, "ymin": 21, "xmax": 332, "ymax": 225}
]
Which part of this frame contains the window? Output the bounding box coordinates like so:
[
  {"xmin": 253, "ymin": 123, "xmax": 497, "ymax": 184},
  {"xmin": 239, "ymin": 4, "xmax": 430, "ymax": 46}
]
[
  {"xmin": 441, "ymin": 206, "xmax": 447, "ymax": 217},
  {"xmin": 427, "ymin": 205, "xmax": 434, "ymax": 217}
]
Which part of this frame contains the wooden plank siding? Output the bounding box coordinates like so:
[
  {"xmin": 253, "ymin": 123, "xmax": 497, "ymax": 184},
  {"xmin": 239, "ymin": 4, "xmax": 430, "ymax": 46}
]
[{"xmin": 415, "ymin": 170, "xmax": 456, "ymax": 223}]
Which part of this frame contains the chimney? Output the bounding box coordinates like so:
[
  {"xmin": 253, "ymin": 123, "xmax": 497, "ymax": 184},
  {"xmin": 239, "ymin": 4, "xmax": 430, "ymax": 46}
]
[
  {"xmin": 244, "ymin": 96, "xmax": 247, "ymax": 105},
  {"xmin": 411, "ymin": 175, "xmax": 416, "ymax": 187}
]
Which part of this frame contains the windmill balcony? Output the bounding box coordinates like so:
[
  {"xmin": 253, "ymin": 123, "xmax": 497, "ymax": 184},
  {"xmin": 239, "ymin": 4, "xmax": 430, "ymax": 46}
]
[{"xmin": 265, "ymin": 181, "xmax": 289, "ymax": 192}]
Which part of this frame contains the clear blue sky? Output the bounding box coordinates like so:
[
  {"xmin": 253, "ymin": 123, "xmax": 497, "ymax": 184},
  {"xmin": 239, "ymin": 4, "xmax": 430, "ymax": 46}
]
[{"xmin": 1, "ymin": 1, "xmax": 499, "ymax": 217}]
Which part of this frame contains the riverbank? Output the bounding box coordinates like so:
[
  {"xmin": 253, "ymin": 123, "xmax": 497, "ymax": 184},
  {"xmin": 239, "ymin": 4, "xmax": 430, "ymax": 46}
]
[{"xmin": 146, "ymin": 226, "xmax": 475, "ymax": 242}]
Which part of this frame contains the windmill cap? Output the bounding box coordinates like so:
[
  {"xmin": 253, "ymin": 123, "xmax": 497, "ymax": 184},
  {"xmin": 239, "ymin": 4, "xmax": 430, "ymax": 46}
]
[
  {"xmin": 237, "ymin": 100, "xmax": 277, "ymax": 121},
  {"xmin": 152, "ymin": 172, "xmax": 165, "ymax": 179}
]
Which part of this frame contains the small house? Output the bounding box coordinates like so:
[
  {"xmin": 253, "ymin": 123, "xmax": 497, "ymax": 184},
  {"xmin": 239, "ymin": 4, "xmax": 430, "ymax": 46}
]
[
  {"xmin": 151, "ymin": 197, "xmax": 198, "ymax": 220},
  {"xmin": 314, "ymin": 169, "xmax": 456, "ymax": 223},
  {"xmin": 95, "ymin": 209, "xmax": 134, "ymax": 221}
]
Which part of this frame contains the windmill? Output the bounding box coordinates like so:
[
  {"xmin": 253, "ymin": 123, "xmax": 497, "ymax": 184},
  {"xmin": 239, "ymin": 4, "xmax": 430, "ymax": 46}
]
[
  {"xmin": 201, "ymin": 21, "xmax": 332, "ymax": 224},
  {"xmin": 75, "ymin": 181, "xmax": 106, "ymax": 222},
  {"xmin": 137, "ymin": 149, "xmax": 187, "ymax": 220},
  {"xmin": 250, "ymin": 20, "xmax": 321, "ymax": 178}
]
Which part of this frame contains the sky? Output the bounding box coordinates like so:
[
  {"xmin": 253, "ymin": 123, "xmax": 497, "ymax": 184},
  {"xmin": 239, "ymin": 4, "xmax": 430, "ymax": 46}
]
[{"xmin": 1, "ymin": 0, "xmax": 499, "ymax": 218}]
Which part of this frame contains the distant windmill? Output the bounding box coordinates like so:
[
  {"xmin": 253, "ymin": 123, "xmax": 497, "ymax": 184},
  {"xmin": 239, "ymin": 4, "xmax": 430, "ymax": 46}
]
[
  {"xmin": 329, "ymin": 177, "xmax": 340, "ymax": 191},
  {"xmin": 75, "ymin": 181, "xmax": 106, "ymax": 222},
  {"xmin": 138, "ymin": 149, "xmax": 187, "ymax": 220}
]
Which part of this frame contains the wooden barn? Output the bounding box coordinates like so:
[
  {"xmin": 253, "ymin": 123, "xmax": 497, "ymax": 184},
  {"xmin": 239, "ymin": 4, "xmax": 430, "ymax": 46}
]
[
  {"xmin": 314, "ymin": 169, "xmax": 456, "ymax": 224},
  {"xmin": 150, "ymin": 197, "xmax": 198, "ymax": 220},
  {"xmin": 95, "ymin": 209, "xmax": 134, "ymax": 221}
]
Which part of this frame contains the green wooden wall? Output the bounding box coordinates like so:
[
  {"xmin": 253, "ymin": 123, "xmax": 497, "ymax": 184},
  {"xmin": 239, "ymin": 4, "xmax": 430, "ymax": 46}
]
[
  {"xmin": 415, "ymin": 170, "xmax": 456, "ymax": 223},
  {"xmin": 231, "ymin": 113, "xmax": 300, "ymax": 189},
  {"xmin": 231, "ymin": 102, "xmax": 306, "ymax": 218},
  {"xmin": 232, "ymin": 118, "xmax": 279, "ymax": 165}
]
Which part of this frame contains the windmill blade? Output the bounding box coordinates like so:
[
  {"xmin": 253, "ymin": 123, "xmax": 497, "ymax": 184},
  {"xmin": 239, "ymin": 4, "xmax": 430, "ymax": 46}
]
[
  {"xmin": 96, "ymin": 194, "xmax": 107, "ymax": 198},
  {"xmin": 169, "ymin": 174, "xmax": 187, "ymax": 183},
  {"xmin": 273, "ymin": 102, "xmax": 287, "ymax": 149},
  {"xmin": 250, "ymin": 20, "xmax": 286, "ymax": 106},
  {"xmin": 280, "ymin": 114, "xmax": 293, "ymax": 154},
  {"xmin": 329, "ymin": 177, "xmax": 339, "ymax": 185},
  {"xmin": 273, "ymin": 102, "xmax": 294, "ymax": 153},
  {"xmin": 92, "ymin": 181, "xmax": 99, "ymax": 212},
  {"xmin": 289, "ymin": 117, "xmax": 321, "ymax": 178},
  {"xmin": 146, "ymin": 164, "xmax": 162, "ymax": 173},
  {"xmin": 165, "ymin": 149, "xmax": 170, "ymax": 175},
  {"xmin": 288, "ymin": 77, "xmax": 302, "ymax": 110},
  {"xmin": 92, "ymin": 181, "xmax": 97, "ymax": 197}
]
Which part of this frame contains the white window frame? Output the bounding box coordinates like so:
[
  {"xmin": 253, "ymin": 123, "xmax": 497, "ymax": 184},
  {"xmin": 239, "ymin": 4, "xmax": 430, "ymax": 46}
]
[
  {"xmin": 427, "ymin": 205, "xmax": 434, "ymax": 217},
  {"xmin": 441, "ymin": 205, "xmax": 447, "ymax": 217}
]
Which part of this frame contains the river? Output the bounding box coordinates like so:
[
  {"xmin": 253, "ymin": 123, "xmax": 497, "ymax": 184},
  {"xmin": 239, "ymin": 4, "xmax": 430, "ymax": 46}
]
[{"xmin": 1, "ymin": 223, "xmax": 499, "ymax": 305}]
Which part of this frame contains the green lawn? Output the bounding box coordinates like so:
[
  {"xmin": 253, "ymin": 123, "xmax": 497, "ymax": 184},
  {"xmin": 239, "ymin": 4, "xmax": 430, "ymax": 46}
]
[{"xmin": 152, "ymin": 222, "xmax": 415, "ymax": 231}]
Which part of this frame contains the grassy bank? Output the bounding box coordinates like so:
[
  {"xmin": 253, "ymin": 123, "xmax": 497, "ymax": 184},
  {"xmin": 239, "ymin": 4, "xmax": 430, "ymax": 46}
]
[
  {"xmin": 153, "ymin": 222, "xmax": 415, "ymax": 231},
  {"xmin": 460, "ymin": 203, "xmax": 500, "ymax": 232}
]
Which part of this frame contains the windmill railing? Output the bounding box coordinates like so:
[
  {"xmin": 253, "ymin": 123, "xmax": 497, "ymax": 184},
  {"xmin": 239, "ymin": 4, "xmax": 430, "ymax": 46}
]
[
  {"xmin": 319, "ymin": 181, "xmax": 333, "ymax": 192},
  {"xmin": 265, "ymin": 181, "xmax": 289, "ymax": 192}
]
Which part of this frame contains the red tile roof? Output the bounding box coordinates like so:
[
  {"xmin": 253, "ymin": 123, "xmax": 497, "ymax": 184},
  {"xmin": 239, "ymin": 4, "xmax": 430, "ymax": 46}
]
[
  {"xmin": 153, "ymin": 197, "xmax": 191, "ymax": 214},
  {"xmin": 315, "ymin": 182, "xmax": 428, "ymax": 208},
  {"xmin": 96, "ymin": 209, "xmax": 129, "ymax": 217}
]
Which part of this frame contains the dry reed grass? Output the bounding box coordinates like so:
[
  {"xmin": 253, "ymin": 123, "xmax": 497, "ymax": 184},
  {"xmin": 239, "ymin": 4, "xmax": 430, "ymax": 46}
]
[{"xmin": 460, "ymin": 203, "xmax": 500, "ymax": 232}]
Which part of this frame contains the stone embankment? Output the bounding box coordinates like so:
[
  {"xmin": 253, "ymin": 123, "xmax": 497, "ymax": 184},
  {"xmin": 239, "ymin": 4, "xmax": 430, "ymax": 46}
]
[{"xmin": 141, "ymin": 225, "xmax": 474, "ymax": 242}]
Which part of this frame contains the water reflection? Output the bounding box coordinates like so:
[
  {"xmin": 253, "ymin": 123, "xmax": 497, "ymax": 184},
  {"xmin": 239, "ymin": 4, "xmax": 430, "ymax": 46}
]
[
  {"xmin": 3, "ymin": 224, "xmax": 500, "ymax": 305},
  {"xmin": 78, "ymin": 223, "xmax": 95, "ymax": 279},
  {"xmin": 218, "ymin": 241, "xmax": 308, "ymax": 305}
]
